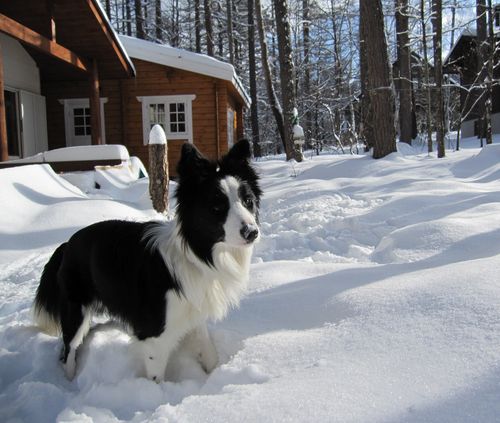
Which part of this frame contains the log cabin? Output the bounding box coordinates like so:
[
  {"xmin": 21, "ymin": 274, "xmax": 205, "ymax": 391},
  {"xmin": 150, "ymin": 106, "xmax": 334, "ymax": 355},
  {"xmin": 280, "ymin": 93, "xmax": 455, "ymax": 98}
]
[
  {"xmin": 0, "ymin": 0, "xmax": 135, "ymax": 167},
  {"xmin": 0, "ymin": 1, "xmax": 250, "ymax": 176},
  {"xmin": 444, "ymin": 8, "xmax": 500, "ymax": 139}
]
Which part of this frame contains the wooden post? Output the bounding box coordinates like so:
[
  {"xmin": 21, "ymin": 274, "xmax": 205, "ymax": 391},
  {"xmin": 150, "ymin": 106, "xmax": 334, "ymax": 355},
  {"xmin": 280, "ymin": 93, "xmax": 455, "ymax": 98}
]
[
  {"xmin": 148, "ymin": 124, "xmax": 169, "ymax": 214},
  {"xmin": 89, "ymin": 59, "xmax": 102, "ymax": 145},
  {"xmin": 0, "ymin": 41, "xmax": 8, "ymax": 162}
]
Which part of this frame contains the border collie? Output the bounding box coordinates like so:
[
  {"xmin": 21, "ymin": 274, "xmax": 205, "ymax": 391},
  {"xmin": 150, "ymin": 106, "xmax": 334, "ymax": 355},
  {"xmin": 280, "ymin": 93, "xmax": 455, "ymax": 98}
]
[{"xmin": 33, "ymin": 139, "xmax": 261, "ymax": 381}]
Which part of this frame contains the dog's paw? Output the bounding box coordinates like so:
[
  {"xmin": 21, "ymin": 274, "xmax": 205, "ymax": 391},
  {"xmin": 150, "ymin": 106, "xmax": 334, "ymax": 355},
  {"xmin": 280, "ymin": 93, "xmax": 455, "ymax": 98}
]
[{"xmin": 199, "ymin": 347, "xmax": 218, "ymax": 373}]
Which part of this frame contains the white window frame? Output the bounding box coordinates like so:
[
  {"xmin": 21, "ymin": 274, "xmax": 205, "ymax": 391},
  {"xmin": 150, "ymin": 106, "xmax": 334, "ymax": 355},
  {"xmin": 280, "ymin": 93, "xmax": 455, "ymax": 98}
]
[
  {"xmin": 58, "ymin": 98, "xmax": 108, "ymax": 146},
  {"xmin": 137, "ymin": 95, "xmax": 196, "ymax": 145}
]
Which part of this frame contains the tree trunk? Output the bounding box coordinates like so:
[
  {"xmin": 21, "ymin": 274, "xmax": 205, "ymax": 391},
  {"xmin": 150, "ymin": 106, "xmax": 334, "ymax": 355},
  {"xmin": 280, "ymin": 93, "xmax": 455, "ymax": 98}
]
[
  {"xmin": 126, "ymin": 0, "xmax": 132, "ymax": 36},
  {"xmin": 135, "ymin": 0, "xmax": 145, "ymax": 39},
  {"xmin": 476, "ymin": 0, "xmax": 487, "ymax": 144},
  {"xmin": 359, "ymin": 4, "xmax": 373, "ymax": 152},
  {"xmin": 227, "ymin": 0, "xmax": 235, "ymax": 65},
  {"xmin": 432, "ymin": 0, "xmax": 445, "ymax": 158},
  {"xmin": 255, "ymin": 0, "xmax": 286, "ymax": 152},
  {"xmin": 359, "ymin": 0, "xmax": 396, "ymax": 159},
  {"xmin": 194, "ymin": 0, "xmax": 202, "ymax": 53},
  {"xmin": 302, "ymin": 0, "xmax": 311, "ymax": 147},
  {"xmin": 204, "ymin": 0, "xmax": 214, "ymax": 56},
  {"xmin": 486, "ymin": 0, "xmax": 494, "ymax": 144},
  {"xmin": 273, "ymin": 0, "xmax": 302, "ymax": 161},
  {"xmin": 248, "ymin": 0, "xmax": 261, "ymax": 157},
  {"xmin": 395, "ymin": 0, "xmax": 413, "ymax": 144},
  {"xmin": 420, "ymin": 0, "xmax": 433, "ymax": 153},
  {"xmin": 155, "ymin": 0, "xmax": 162, "ymax": 41},
  {"xmin": 105, "ymin": 0, "xmax": 111, "ymax": 19}
]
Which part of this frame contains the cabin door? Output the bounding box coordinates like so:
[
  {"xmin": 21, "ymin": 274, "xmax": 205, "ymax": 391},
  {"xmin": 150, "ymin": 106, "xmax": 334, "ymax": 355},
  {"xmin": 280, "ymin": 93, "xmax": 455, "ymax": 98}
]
[
  {"xmin": 61, "ymin": 98, "xmax": 106, "ymax": 147},
  {"xmin": 20, "ymin": 91, "xmax": 48, "ymax": 156}
]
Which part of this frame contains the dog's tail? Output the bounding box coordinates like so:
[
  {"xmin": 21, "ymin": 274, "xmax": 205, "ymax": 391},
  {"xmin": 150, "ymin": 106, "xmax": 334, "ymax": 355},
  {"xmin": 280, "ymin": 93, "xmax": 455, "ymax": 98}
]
[{"xmin": 32, "ymin": 243, "xmax": 67, "ymax": 335}]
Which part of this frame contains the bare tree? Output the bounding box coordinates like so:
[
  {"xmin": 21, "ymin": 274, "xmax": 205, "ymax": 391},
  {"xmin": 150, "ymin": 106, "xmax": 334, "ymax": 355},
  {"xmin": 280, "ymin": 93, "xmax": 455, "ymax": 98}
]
[
  {"xmin": 476, "ymin": 0, "xmax": 487, "ymax": 144},
  {"xmin": 420, "ymin": 0, "xmax": 433, "ymax": 153},
  {"xmin": 155, "ymin": 0, "xmax": 162, "ymax": 41},
  {"xmin": 359, "ymin": 0, "xmax": 396, "ymax": 159},
  {"xmin": 273, "ymin": 0, "xmax": 302, "ymax": 161},
  {"xmin": 135, "ymin": 0, "xmax": 145, "ymax": 39},
  {"xmin": 248, "ymin": 0, "xmax": 261, "ymax": 156},
  {"xmin": 485, "ymin": 0, "xmax": 494, "ymax": 144},
  {"xmin": 204, "ymin": 0, "xmax": 214, "ymax": 56},
  {"xmin": 395, "ymin": 0, "xmax": 413, "ymax": 144},
  {"xmin": 302, "ymin": 0, "xmax": 311, "ymax": 146},
  {"xmin": 431, "ymin": 0, "xmax": 445, "ymax": 158},
  {"xmin": 255, "ymin": 0, "xmax": 286, "ymax": 151}
]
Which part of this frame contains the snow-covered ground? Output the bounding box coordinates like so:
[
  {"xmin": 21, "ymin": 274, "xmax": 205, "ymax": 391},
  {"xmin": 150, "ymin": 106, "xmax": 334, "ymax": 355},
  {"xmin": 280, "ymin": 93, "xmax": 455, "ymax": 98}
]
[{"xmin": 1, "ymin": 139, "xmax": 500, "ymax": 422}]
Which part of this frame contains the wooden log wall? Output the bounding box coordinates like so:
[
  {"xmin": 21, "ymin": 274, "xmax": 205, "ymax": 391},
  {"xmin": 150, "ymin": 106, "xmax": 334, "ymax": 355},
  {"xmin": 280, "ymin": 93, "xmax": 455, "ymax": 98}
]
[{"xmin": 42, "ymin": 58, "xmax": 246, "ymax": 177}]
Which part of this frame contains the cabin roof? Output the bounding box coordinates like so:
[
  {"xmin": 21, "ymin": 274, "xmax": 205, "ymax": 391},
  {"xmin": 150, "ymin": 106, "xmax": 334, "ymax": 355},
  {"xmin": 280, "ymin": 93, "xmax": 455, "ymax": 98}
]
[
  {"xmin": 119, "ymin": 35, "xmax": 250, "ymax": 108},
  {"xmin": 0, "ymin": 0, "xmax": 135, "ymax": 80},
  {"xmin": 444, "ymin": 28, "xmax": 500, "ymax": 72}
]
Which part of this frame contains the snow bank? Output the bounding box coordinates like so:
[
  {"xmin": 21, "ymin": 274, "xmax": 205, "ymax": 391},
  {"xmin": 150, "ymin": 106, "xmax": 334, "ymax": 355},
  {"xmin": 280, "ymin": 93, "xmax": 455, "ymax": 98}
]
[
  {"xmin": 0, "ymin": 164, "xmax": 157, "ymax": 265},
  {"xmin": 1, "ymin": 140, "xmax": 500, "ymax": 422}
]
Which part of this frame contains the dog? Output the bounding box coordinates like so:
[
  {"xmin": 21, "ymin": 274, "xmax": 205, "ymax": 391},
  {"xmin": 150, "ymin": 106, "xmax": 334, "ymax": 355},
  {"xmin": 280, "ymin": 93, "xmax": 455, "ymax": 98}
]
[{"xmin": 33, "ymin": 139, "xmax": 261, "ymax": 381}]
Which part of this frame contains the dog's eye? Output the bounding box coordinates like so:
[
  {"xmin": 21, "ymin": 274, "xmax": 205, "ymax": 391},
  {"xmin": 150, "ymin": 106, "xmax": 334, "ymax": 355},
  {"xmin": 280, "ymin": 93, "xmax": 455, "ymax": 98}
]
[{"xmin": 244, "ymin": 197, "xmax": 253, "ymax": 208}]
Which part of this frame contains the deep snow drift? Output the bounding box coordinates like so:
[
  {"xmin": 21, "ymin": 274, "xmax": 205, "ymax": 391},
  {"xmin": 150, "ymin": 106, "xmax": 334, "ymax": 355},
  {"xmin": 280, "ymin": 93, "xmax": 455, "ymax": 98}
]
[{"xmin": 1, "ymin": 140, "xmax": 500, "ymax": 422}]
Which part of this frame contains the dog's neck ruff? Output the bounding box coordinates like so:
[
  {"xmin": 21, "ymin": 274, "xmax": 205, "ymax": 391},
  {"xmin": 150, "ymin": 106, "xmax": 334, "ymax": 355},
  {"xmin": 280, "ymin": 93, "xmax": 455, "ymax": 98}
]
[{"xmin": 146, "ymin": 223, "xmax": 252, "ymax": 321}]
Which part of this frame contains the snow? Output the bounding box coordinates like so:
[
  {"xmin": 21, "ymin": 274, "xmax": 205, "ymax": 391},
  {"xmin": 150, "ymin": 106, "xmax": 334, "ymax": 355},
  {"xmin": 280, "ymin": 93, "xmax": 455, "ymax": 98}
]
[
  {"xmin": 149, "ymin": 124, "xmax": 167, "ymax": 145},
  {"xmin": 8, "ymin": 145, "xmax": 131, "ymax": 164},
  {"xmin": 1, "ymin": 138, "xmax": 500, "ymax": 422}
]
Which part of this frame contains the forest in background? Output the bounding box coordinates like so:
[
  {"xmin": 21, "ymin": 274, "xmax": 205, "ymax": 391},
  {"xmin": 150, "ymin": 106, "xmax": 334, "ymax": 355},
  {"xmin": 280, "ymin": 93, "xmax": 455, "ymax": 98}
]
[{"xmin": 100, "ymin": 0, "xmax": 494, "ymax": 160}]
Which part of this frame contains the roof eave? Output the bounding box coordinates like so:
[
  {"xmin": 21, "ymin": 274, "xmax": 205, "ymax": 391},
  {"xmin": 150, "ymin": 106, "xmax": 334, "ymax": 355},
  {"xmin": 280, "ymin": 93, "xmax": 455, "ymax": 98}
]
[{"xmin": 90, "ymin": 0, "xmax": 136, "ymax": 78}]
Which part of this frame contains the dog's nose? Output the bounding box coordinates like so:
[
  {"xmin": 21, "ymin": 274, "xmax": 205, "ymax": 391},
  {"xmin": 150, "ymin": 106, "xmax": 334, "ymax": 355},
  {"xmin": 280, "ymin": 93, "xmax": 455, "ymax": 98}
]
[{"xmin": 240, "ymin": 224, "xmax": 259, "ymax": 243}]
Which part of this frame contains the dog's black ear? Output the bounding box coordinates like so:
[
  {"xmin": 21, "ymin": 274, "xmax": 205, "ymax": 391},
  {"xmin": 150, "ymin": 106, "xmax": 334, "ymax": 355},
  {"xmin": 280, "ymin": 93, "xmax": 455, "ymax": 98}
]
[
  {"xmin": 177, "ymin": 142, "xmax": 212, "ymax": 180},
  {"xmin": 225, "ymin": 139, "xmax": 252, "ymax": 162}
]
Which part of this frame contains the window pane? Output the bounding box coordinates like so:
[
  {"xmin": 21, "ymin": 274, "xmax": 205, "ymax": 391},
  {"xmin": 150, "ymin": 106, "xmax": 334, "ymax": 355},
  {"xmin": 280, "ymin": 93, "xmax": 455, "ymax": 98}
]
[
  {"xmin": 85, "ymin": 116, "xmax": 91, "ymax": 125},
  {"xmin": 170, "ymin": 123, "xmax": 177, "ymax": 132},
  {"xmin": 74, "ymin": 116, "xmax": 84, "ymax": 126},
  {"xmin": 74, "ymin": 108, "xmax": 84, "ymax": 116},
  {"xmin": 170, "ymin": 113, "xmax": 177, "ymax": 123},
  {"xmin": 86, "ymin": 126, "xmax": 91, "ymax": 136},
  {"xmin": 169, "ymin": 103, "xmax": 176, "ymax": 113},
  {"xmin": 84, "ymin": 107, "xmax": 91, "ymax": 116},
  {"xmin": 178, "ymin": 113, "xmax": 185, "ymax": 123},
  {"xmin": 178, "ymin": 123, "xmax": 186, "ymax": 132},
  {"xmin": 75, "ymin": 126, "xmax": 85, "ymax": 136},
  {"xmin": 158, "ymin": 104, "xmax": 165, "ymax": 113},
  {"xmin": 177, "ymin": 103, "xmax": 185, "ymax": 112}
]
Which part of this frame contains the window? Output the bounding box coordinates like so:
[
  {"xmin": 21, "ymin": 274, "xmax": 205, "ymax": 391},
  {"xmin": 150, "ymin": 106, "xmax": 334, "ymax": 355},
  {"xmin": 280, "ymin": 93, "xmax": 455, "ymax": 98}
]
[
  {"xmin": 73, "ymin": 107, "xmax": 91, "ymax": 136},
  {"xmin": 169, "ymin": 102, "xmax": 186, "ymax": 133},
  {"xmin": 138, "ymin": 95, "xmax": 195, "ymax": 144}
]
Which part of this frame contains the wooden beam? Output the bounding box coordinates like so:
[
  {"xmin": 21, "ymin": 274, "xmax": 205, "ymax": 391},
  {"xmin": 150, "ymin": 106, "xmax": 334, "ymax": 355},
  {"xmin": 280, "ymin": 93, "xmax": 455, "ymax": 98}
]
[
  {"xmin": 0, "ymin": 41, "xmax": 8, "ymax": 162},
  {"xmin": 0, "ymin": 13, "xmax": 89, "ymax": 73},
  {"xmin": 89, "ymin": 59, "xmax": 102, "ymax": 145}
]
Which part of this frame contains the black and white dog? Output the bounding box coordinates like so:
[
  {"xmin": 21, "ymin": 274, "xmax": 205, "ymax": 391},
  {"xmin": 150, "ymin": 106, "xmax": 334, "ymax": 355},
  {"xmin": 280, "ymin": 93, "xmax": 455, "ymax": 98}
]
[{"xmin": 33, "ymin": 139, "xmax": 261, "ymax": 381}]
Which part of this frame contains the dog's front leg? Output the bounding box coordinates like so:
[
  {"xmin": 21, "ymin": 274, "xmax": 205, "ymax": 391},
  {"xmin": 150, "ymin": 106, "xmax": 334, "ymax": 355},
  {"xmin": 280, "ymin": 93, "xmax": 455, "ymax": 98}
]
[
  {"xmin": 139, "ymin": 335, "xmax": 177, "ymax": 382},
  {"xmin": 184, "ymin": 323, "xmax": 219, "ymax": 373}
]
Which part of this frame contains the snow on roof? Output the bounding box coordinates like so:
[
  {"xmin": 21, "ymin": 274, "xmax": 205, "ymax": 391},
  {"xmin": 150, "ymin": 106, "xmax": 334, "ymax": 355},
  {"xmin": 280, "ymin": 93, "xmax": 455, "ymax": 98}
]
[{"xmin": 119, "ymin": 35, "xmax": 250, "ymax": 108}]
